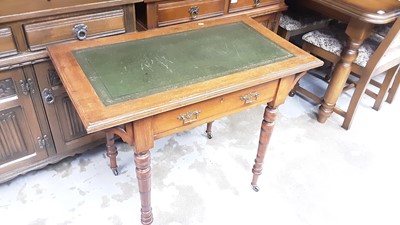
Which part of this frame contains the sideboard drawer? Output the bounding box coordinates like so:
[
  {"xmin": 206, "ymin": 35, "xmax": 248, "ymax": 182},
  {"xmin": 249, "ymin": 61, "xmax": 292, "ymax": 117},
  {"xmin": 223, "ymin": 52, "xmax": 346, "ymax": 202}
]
[
  {"xmin": 152, "ymin": 80, "xmax": 279, "ymax": 138},
  {"xmin": 24, "ymin": 9, "xmax": 126, "ymax": 51},
  {"xmin": 0, "ymin": 27, "xmax": 17, "ymax": 58},
  {"xmin": 229, "ymin": 0, "xmax": 279, "ymax": 13},
  {"xmin": 157, "ymin": 0, "xmax": 225, "ymax": 27}
]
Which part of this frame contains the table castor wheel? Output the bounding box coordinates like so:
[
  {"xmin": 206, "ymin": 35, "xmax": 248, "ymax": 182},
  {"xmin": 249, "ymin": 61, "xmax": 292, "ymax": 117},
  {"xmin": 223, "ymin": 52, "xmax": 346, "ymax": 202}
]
[
  {"xmin": 251, "ymin": 184, "xmax": 260, "ymax": 192},
  {"xmin": 205, "ymin": 131, "xmax": 213, "ymax": 139},
  {"xmin": 112, "ymin": 168, "xmax": 119, "ymax": 176}
]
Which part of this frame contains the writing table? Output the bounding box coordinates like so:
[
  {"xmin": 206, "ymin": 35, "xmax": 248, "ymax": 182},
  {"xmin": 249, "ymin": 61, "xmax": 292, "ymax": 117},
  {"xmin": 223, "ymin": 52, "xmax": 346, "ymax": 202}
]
[{"xmin": 47, "ymin": 16, "xmax": 322, "ymax": 225}]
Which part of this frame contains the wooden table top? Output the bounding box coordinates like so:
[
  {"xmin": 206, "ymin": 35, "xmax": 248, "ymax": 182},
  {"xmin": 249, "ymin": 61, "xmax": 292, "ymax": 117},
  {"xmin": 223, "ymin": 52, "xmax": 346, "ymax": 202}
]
[
  {"xmin": 48, "ymin": 16, "xmax": 322, "ymax": 133},
  {"xmin": 309, "ymin": 0, "xmax": 400, "ymax": 23}
]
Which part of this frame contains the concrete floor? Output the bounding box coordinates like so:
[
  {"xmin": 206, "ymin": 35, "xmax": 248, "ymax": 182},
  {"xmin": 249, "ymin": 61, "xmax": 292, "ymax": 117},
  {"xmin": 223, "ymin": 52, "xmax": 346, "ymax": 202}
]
[{"xmin": 1, "ymin": 73, "xmax": 399, "ymax": 225}]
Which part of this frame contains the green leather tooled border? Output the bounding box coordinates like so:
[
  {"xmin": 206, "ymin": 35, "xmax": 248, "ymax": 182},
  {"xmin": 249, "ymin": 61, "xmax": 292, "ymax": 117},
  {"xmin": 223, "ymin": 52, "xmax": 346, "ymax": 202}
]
[{"xmin": 73, "ymin": 22, "xmax": 294, "ymax": 106}]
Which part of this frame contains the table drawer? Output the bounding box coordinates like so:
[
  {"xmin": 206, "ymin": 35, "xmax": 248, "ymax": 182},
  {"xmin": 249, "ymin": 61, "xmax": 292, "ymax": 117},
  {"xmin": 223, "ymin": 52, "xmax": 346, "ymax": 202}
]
[
  {"xmin": 0, "ymin": 27, "xmax": 17, "ymax": 58},
  {"xmin": 157, "ymin": 0, "xmax": 225, "ymax": 27},
  {"xmin": 229, "ymin": 0, "xmax": 278, "ymax": 13},
  {"xmin": 152, "ymin": 81, "xmax": 279, "ymax": 137},
  {"xmin": 24, "ymin": 9, "xmax": 126, "ymax": 51}
]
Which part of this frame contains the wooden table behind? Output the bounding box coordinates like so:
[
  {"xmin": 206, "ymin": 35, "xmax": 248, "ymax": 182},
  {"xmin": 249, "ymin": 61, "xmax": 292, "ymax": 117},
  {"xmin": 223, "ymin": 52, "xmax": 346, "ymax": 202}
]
[{"xmin": 299, "ymin": 0, "xmax": 400, "ymax": 127}]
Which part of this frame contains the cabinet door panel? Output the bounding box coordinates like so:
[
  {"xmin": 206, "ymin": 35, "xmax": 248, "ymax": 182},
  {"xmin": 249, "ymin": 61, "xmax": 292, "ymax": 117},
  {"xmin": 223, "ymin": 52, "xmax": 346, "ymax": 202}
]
[
  {"xmin": 0, "ymin": 68, "xmax": 47, "ymax": 177},
  {"xmin": 34, "ymin": 61, "xmax": 105, "ymax": 154}
]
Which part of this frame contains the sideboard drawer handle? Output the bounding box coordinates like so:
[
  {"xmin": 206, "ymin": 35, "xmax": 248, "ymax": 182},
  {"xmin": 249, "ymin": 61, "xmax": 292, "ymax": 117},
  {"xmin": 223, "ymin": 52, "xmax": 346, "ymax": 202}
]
[
  {"xmin": 177, "ymin": 109, "xmax": 201, "ymax": 124},
  {"xmin": 42, "ymin": 88, "xmax": 55, "ymax": 104},
  {"xmin": 189, "ymin": 6, "xmax": 199, "ymax": 19},
  {"xmin": 253, "ymin": 0, "xmax": 260, "ymax": 7},
  {"xmin": 72, "ymin": 24, "xmax": 88, "ymax": 41},
  {"xmin": 240, "ymin": 92, "xmax": 260, "ymax": 104}
]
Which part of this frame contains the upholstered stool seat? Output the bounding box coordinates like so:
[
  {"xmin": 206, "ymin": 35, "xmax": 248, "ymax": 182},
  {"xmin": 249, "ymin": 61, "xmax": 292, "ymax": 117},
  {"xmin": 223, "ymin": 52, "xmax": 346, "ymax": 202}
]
[{"xmin": 278, "ymin": 10, "xmax": 332, "ymax": 40}]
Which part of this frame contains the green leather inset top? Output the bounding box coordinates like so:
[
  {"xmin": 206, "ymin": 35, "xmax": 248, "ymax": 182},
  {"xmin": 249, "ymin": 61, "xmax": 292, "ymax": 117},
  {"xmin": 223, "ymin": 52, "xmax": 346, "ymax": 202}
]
[{"xmin": 73, "ymin": 22, "xmax": 294, "ymax": 106}]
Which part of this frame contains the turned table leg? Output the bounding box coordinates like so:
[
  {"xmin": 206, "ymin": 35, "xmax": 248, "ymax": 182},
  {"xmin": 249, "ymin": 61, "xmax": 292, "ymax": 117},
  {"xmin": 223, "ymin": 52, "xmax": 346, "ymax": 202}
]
[
  {"xmin": 251, "ymin": 105, "xmax": 277, "ymax": 192},
  {"xmin": 134, "ymin": 151, "xmax": 153, "ymax": 225},
  {"xmin": 318, "ymin": 20, "xmax": 373, "ymax": 123},
  {"xmin": 106, "ymin": 131, "xmax": 119, "ymax": 176}
]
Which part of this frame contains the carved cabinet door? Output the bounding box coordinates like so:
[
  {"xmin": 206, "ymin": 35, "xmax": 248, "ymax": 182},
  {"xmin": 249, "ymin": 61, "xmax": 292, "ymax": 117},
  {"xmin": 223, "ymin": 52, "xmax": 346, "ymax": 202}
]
[
  {"xmin": 34, "ymin": 61, "xmax": 105, "ymax": 155},
  {"xmin": 0, "ymin": 68, "xmax": 48, "ymax": 179}
]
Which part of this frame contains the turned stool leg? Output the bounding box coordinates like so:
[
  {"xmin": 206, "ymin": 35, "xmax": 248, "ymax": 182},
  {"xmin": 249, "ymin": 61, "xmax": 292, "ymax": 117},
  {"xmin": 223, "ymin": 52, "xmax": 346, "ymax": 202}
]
[
  {"xmin": 251, "ymin": 105, "xmax": 277, "ymax": 192},
  {"xmin": 106, "ymin": 131, "xmax": 118, "ymax": 176},
  {"xmin": 134, "ymin": 151, "xmax": 153, "ymax": 225},
  {"xmin": 205, "ymin": 121, "xmax": 213, "ymax": 139}
]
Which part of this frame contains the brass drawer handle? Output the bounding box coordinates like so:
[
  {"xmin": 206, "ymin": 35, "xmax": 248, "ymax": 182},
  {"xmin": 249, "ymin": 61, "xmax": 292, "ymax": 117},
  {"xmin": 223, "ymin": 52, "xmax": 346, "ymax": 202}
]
[
  {"xmin": 19, "ymin": 78, "xmax": 34, "ymax": 95},
  {"xmin": 42, "ymin": 88, "xmax": 55, "ymax": 104},
  {"xmin": 189, "ymin": 6, "xmax": 199, "ymax": 19},
  {"xmin": 72, "ymin": 24, "xmax": 88, "ymax": 41},
  {"xmin": 253, "ymin": 0, "xmax": 260, "ymax": 7},
  {"xmin": 177, "ymin": 110, "xmax": 201, "ymax": 124},
  {"xmin": 240, "ymin": 92, "xmax": 260, "ymax": 104}
]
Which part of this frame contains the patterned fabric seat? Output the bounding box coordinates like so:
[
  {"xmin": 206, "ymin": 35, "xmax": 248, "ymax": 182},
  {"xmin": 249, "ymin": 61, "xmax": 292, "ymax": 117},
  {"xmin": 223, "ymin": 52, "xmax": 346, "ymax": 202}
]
[
  {"xmin": 277, "ymin": 9, "xmax": 331, "ymax": 40},
  {"xmin": 374, "ymin": 22, "xmax": 393, "ymax": 38},
  {"xmin": 302, "ymin": 26, "xmax": 383, "ymax": 67},
  {"xmin": 279, "ymin": 11, "xmax": 331, "ymax": 31}
]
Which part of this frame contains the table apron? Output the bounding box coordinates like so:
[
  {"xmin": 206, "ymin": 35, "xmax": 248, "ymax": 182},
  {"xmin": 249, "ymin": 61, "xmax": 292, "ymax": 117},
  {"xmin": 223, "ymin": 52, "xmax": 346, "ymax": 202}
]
[{"xmin": 151, "ymin": 80, "xmax": 280, "ymax": 139}]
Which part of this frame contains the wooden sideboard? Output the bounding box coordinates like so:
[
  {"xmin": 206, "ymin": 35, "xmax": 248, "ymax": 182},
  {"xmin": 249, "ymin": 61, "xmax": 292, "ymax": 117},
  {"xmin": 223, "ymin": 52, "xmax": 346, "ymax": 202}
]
[
  {"xmin": 0, "ymin": 0, "xmax": 141, "ymax": 183},
  {"xmin": 0, "ymin": 0, "xmax": 287, "ymax": 183},
  {"xmin": 135, "ymin": 0, "xmax": 287, "ymax": 32}
]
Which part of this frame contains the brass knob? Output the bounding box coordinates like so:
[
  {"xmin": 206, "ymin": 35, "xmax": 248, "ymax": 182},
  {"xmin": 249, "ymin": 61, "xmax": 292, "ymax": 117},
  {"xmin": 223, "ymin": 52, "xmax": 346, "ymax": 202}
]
[
  {"xmin": 72, "ymin": 24, "xmax": 88, "ymax": 41},
  {"xmin": 189, "ymin": 6, "xmax": 199, "ymax": 19}
]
